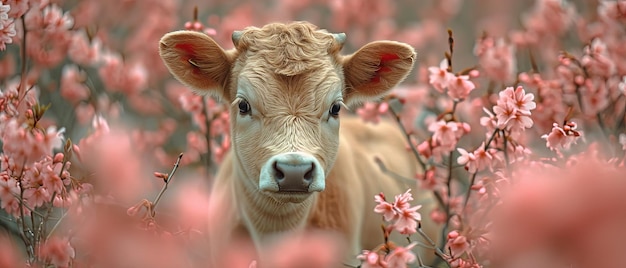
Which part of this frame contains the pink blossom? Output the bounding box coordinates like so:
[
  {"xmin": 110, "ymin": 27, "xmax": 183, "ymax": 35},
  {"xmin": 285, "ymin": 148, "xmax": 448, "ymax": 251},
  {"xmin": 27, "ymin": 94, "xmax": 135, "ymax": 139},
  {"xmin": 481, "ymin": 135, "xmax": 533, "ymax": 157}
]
[
  {"xmin": 357, "ymin": 102, "xmax": 389, "ymax": 124},
  {"xmin": 447, "ymin": 230, "xmax": 470, "ymax": 258},
  {"xmin": 541, "ymin": 122, "xmax": 581, "ymax": 151},
  {"xmin": 68, "ymin": 30, "xmax": 102, "ymax": 65},
  {"xmin": 41, "ymin": 4, "xmax": 74, "ymax": 33},
  {"xmin": 620, "ymin": 134, "xmax": 626, "ymax": 150},
  {"xmin": 0, "ymin": 7, "xmax": 16, "ymax": 51},
  {"xmin": 99, "ymin": 52, "xmax": 148, "ymax": 95},
  {"xmin": 504, "ymin": 85, "xmax": 536, "ymax": 112},
  {"xmin": 393, "ymin": 189, "xmax": 415, "ymax": 210},
  {"xmin": 457, "ymin": 148, "xmax": 477, "ymax": 173},
  {"xmin": 493, "ymin": 100, "xmax": 517, "ymax": 129},
  {"xmin": 386, "ymin": 242, "xmax": 418, "ymax": 268},
  {"xmin": 74, "ymin": 103, "xmax": 95, "ymax": 125},
  {"xmin": 447, "ymin": 75, "xmax": 475, "ymax": 100},
  {"xmin": 428, "ymin": 120, "xmax": 458, "ymax": 147},
  {"xmin": 3, "ymin": 0, "xmax": 29, "ymax": 18},
  {"xmin": 428, "ymin": 60, "xmax": 455, "ymax": 93},
  {"xmin": 492, "ymin": 86, "xmax": 536, "ymax": 131},
  {"xmin": 393, "ymin": 203, "xmax": 422, "ymax": 234},
  {"xmin": 358, "ymin": 251, "xmax": 385, "ymax": 268},
  {"xmin": 42, "ymin": 165, "xmax": 64, "ymax": 195},
  {"xmin": 374, "ymin": 190, "xmax": 422, "ymax": 235},
  {"xmin": 374, "ymin": 193, "xmax": 395, "ymax": 222},
  {"xmin": 0, "ymin": 177, "xmax": 19, "ymax": 202},
  {"xmin": 60, "ymin": 65, "xmax": 90, "ymax": 104},
  {"xmin": 475, "ymin": 37, "xmax": 516, "ymax": 82},
  {"xmin": 24, "ymin": 186, "xmax": 51, "ymax": 208},
  {"xmin": 38, "ymin": 237, "xmax": 75, "ymax": 267},
  {"xmin": 1, "ymin": 119, "xmax": 65, "ymax": 167}
]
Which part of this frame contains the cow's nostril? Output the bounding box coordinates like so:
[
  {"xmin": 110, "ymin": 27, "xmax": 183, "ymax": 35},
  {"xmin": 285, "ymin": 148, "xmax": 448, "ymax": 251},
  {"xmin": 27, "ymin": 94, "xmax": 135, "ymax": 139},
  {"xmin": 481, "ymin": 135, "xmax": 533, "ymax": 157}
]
[
  {"xmin": 273, "ymin": 161, "xmax": 285, "ymax": 181},
  {"xmin": 303, "ymin": 163, "xmax": 314, "ymax": 183}
]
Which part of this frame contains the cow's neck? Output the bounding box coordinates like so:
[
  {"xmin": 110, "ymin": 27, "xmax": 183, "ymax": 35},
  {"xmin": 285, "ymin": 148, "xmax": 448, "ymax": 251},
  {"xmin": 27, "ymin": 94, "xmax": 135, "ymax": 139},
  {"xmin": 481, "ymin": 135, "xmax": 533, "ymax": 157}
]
[{"xmin": 233, "ymin": 161, "xmax": 317, "ymax": 235}]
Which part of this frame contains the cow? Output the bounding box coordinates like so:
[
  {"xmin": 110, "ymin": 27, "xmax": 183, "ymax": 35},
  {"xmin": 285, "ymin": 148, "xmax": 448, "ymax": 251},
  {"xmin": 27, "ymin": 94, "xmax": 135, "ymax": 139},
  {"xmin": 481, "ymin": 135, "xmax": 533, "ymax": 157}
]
[{"xmin": 159, "ymin": 21, "xmax": 439, "ymax": 266}]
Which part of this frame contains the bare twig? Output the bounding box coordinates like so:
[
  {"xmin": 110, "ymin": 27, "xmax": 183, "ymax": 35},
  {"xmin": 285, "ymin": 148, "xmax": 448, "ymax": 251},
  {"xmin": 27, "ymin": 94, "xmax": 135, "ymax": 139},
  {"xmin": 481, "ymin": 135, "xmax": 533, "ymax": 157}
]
[
  {"xmin": 151, "ymin": 153, "xmax": 184, "ymax": 215},
  {"xmin": 387, "ymin": 98, "xmax": 427, "ymax": 171}
]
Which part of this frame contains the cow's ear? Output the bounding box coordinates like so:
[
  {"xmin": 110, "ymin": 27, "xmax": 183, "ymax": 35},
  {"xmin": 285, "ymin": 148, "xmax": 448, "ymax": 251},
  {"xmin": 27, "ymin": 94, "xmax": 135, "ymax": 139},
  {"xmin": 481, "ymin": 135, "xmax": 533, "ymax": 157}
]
[
  {"xmin": 159, "ymin": 30, "xmax": 234, "ymax": 99},
  {"xmin": 341, "ymin": 41, "xmax": 415, "ymax": 106}
]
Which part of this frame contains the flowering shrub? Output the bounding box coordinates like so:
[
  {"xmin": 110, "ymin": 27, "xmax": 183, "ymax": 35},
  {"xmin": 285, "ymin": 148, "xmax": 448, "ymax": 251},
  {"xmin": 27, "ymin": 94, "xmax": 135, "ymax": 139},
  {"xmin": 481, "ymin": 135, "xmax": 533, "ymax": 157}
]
[{"xmin": 1, "ymin": 0, "xmax": 625, "ymax": 267}]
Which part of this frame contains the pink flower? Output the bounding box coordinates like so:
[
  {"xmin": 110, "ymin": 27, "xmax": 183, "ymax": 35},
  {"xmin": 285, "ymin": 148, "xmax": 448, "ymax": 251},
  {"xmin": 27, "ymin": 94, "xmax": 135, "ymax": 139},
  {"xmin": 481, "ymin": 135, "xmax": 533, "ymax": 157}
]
[
  {"xmin": 541, "ymin": 122, "xmax": 581, "ymax": 151},
  {"xmin": 68, "ymin": 30, "xmax": 102, "ymax": 66},
  {"xmin": 386, "ymin": 242, "xmax": 418, "ymax": 268},
  {"xmin": 74, "ymin": 103, "xmax": 95, "ymax": 125},
  {"xmin": 447, "ymin": 75, "xmax": 475, "ymax": 100},
  {"xmin": 0, "ymin": 11, "xmax": 16, "ymax": 51},
  {"xmin": 428, "ymin": 120, "xmax": 459, "ymax": 147},
  {"xmin": 428, "ymin": 60, "xmax": 455, "ymax": 93},
  {"xmin": 492, "ymin": 86, "xmax": 536, "ymax": 131},
  {"xmin": 3, "ymin": 0, "xmax": 29, "ymax": 18},
  {"xmin": 446, "ymin": 230, "xmax": 470, "ymax": 258},
  {"xmin": 357, "ymin": 102, "xmax": 389, "ymax": 124},
  {"xmin": 393, "ymin": 189, "xmax": 414, "ymax": 210},
  {"xmin": 506, "ymin": 86, "xmax": 536, "ymax": 112},
  {"xmin": 60, "ymin": 65, "xmax": 90, "ymax": 104},
  {"xmin": 457, "ymin": 148, "xmax": 477, "ymax": 173},
  {"xmin": 41, "ymin": 4, "xmax": 74, "ymax": 33},
  {"xmin": 374, "ymin": 190, "xmax": 422, "ymax": 235},
  {"xmin": 374, "ymin": 193, "xmax": 395, "ymax": 222},
  {"xmin": 393, "ymin": 204, "xmax": 422, "ymax": 234},
  {"xmin": 24, "ymin": 186, "xmax": 51, "ymax": 208},
  {"xmin": 99, "ymin": 52, "xmax": 148, "ymax": 95},
  {"xmin": 619, "ymin": 133, "xmax": 626, "ymax": 150},
  {"xmin": 475, "ymin": 37, "xmax": 516, "ymax": 82},
  {"xmin": 0, "ymin": 177, "xmax": 19, "ymax": 202},
  {"xmin": 38, "ymin": 237, "xmax": 75, "ymax": 267},
  {"xmin": 357, "ymin": 250, "xmax": 385, "ymax": 268}
]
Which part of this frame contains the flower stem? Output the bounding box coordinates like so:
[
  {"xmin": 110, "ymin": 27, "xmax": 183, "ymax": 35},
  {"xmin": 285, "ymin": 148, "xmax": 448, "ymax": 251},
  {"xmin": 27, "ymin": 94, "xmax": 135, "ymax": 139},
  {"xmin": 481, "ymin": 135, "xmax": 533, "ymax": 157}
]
[{"xmin": 151, "ymin": 153, "xmax": 183, "ymax": 215}]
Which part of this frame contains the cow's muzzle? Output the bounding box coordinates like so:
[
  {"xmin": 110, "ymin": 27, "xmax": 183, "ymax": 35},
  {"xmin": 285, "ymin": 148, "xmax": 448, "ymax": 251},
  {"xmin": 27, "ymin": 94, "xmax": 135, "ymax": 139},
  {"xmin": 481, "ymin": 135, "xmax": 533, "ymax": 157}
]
[{"xmin": 259, "ymin": 152, "xmax": 325, "ymax": 193}]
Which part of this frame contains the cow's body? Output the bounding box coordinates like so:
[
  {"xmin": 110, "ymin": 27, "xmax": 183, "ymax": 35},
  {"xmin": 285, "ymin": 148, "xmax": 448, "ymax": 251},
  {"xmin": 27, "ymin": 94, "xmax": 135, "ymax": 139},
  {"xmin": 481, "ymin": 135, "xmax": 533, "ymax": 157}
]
[{"xmin": 159, "ymin": 21, "xmax": 439, "ymax": 266}]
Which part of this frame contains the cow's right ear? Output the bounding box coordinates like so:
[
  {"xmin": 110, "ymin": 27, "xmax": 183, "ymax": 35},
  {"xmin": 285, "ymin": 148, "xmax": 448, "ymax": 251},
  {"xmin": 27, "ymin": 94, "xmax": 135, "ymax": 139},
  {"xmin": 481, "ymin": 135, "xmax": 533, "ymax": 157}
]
[{"xmin": 159, "ymin": 30, "xmax": 233, "ymax": 99}]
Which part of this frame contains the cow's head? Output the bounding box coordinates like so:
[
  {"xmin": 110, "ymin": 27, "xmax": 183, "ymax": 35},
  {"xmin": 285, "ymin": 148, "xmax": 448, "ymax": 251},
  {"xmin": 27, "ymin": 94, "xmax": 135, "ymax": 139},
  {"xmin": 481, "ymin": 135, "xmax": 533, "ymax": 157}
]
[{"xmin": 159, "ymin": 22, "xmax": 414, "ymax": 203}]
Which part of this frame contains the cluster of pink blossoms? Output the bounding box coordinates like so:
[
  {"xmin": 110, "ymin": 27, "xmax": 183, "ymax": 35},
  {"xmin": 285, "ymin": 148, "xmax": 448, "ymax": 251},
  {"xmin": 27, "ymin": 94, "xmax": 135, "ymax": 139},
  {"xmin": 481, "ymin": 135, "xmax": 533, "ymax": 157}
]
[
  {"xmin": 354, "ymin": 190, "xmax": 425, "ymax": 268},
  {"xmin": 0, "ymin": 3, "xmax": 16, "ymax": 50},
  {"xmin": 374, "ymin": 189, "xmax": 422, "ymax": 235},
  {"xmin": 357, "ymin": 242, "xmax": 418, "ymax": 268},
  {"xmin": 428, "ymin": 60, "xmax": 477, "ymax": 100},
  {"xmin": 419, "ymin": 120, "xmax": 471, "ymax": 162}
]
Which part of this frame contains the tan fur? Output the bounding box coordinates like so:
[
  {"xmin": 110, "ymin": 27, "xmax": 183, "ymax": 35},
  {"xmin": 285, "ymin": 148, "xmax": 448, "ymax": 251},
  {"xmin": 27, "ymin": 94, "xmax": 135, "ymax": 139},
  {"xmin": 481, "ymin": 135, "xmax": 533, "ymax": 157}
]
[{"xmin": 159, "ymin": 21, "xmax": 440, "ymax": 266}]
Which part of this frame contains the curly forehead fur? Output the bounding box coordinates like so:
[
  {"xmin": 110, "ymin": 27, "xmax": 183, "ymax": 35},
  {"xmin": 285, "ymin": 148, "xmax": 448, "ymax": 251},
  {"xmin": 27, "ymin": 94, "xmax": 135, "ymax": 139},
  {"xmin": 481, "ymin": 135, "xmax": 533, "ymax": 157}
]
[{"xmin": 235, "ymin": 22, "xmax": 340, "ymax": 76}]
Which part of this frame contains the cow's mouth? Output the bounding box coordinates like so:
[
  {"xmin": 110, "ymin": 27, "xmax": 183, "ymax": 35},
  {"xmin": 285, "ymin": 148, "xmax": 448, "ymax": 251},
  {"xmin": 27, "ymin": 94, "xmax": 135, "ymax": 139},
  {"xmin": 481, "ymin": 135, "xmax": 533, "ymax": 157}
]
[{"xmin": 269, "ymin": 191, "xmax": 313, "ymax": 203}]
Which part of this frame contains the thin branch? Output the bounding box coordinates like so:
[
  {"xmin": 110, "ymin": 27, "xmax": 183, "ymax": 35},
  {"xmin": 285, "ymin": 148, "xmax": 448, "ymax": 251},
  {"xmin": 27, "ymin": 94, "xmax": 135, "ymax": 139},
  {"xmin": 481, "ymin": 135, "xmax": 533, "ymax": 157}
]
[
  {"xmin": 18, "ymin": 16, "xmax": 28, "ymax": 98},
  {"xmin": 151, "ymin": 153, "xmax": 184, "ymax": 214},
  {"xmin": 387, "ymin": 98, "xmax": 427, "ymax": 171},
  {"xmin": 462, "ymin": 173, "xmax": 477, "ymax": 211}
]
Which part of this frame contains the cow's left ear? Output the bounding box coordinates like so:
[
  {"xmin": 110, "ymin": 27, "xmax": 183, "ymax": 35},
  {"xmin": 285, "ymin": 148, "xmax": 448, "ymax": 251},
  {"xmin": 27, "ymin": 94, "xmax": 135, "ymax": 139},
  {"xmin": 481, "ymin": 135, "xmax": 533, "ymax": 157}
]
[{"xmin": 341, "ymin": 41, "xmax": 415, "ymax": 106}]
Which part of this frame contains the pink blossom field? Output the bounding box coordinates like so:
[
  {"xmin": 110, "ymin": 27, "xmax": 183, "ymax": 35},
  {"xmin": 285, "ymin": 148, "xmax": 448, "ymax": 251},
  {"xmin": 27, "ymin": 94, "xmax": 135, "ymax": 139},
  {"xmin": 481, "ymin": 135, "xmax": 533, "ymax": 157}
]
[{"xmin": 1, "ymin": 0, "xmax": 626, "ymax": 267}]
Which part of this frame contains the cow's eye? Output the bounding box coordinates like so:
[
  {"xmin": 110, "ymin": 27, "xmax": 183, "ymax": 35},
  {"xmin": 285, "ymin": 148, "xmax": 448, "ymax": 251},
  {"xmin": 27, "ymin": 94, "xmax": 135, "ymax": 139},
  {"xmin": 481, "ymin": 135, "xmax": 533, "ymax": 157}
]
[
  {"xmin": 238, "ymin": 99, "xmax": 251, "ymax": 115},
  {"xmin": 329, "ymin": 102, "xmax": 341, "ymax": 117}
]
